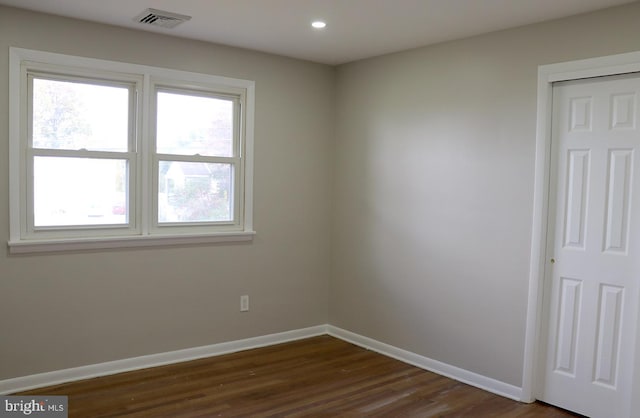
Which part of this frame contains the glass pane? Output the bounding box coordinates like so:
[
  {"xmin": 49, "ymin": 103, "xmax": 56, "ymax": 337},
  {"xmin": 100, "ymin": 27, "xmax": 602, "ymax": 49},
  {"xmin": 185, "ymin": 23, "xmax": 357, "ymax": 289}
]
[
  {"xmin": 34, "ymin": 157, "xmax": 128, "ymax": 227},
  {"xmin": 32, "ymin": 78, "xmax": 129, "ymax": 152},
  {"xmin": 158, "ymin": 161, "xmax": 232, "ymax": 223},
  {"xmin": 156, "ymin": 91, "xmax": 233, "ymax": 157}
]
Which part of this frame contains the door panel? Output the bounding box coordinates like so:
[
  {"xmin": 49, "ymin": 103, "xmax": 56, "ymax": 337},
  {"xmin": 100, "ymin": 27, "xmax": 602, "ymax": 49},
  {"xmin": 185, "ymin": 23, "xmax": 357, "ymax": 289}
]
[
  {"xmin": 563, "ymin": 149, "xmax": 590, "ymax": 249},
  {"xmin": 554, "ymin": 277, "xmax": 582, "ymax": 376},
  {"xmin": 603, "ymin": 149, "xmax": 632, "ymax": 253},
  {"xmin": 540, "ymin": 74, "xmax": 640, "ymax": 418},
  {"xmin": 593, "ymin": 284, "xmax": 623, "ymax": 387}
]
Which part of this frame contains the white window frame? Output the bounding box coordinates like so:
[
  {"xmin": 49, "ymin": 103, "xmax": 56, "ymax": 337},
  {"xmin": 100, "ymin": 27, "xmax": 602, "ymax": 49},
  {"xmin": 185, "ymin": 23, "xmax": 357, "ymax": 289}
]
[
  {"xmin": 150, "ymin": 82, "xmax": 244, "ymax": 234},
  {"xmin": 8, "ymin": 48, "xmax": 255, "ymax": 254},
  {"xmin": 25, "ymin": 68, "xmax": 142, "ymax": 239}
]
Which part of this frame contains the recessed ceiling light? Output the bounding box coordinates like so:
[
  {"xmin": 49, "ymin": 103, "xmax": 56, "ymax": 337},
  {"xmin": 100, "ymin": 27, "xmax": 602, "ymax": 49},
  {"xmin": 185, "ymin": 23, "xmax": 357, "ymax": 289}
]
[{"xmin": 311, "ymin": 21, "xmax": 327, "ymax": 29}]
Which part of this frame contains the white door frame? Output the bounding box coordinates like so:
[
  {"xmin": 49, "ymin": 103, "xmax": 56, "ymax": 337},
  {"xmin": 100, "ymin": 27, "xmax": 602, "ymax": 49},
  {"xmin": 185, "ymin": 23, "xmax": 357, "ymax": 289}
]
[{"xmin": 522, "ymin": 50, "xmax": 640, "ymax": 408}]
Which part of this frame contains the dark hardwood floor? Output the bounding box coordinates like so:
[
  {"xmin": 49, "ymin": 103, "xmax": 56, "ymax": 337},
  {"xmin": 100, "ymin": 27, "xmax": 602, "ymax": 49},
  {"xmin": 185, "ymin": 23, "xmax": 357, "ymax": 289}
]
[{"xmin": 18, "ymin": 336, "xmax": 580, "ymax": 417}]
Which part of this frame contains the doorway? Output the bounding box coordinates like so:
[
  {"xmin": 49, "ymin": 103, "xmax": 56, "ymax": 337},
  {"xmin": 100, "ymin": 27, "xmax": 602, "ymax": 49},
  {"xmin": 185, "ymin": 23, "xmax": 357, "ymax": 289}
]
[{"xmin": 523, "ymin": 52, "xmax": 640, "ymax": 418}]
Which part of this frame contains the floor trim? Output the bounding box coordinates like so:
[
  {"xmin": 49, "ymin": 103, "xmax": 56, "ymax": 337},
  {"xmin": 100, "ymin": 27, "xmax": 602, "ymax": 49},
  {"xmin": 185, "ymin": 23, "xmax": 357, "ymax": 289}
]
[
  {"xmin": 328, "ymin": 326, "xmax": 523, "ymax": 401},
  {"xmin": 0, "ymin": 325, "xmax": 327, "ymax": 395},
  {"xmin": 1, "ymin": 324, "xmax": 523, "ymax": 402}
]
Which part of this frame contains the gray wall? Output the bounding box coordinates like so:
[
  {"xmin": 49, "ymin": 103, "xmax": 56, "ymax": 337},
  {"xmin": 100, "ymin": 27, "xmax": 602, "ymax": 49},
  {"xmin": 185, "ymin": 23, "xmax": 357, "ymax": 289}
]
[
  {"xmin": 331, "ymin": 3, "xmax": 640, "ymax": 387},
  {"xmin": 0, "ymin": 6, "xmax": 333, "ymax": 379}
]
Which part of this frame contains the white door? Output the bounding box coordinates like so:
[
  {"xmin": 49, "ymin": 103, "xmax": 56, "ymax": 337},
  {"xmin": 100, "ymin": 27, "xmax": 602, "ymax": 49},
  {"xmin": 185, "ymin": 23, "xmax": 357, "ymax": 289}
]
[{"xmin": 539, "ymin": 74, "xmax": 640, "ymax": 418}]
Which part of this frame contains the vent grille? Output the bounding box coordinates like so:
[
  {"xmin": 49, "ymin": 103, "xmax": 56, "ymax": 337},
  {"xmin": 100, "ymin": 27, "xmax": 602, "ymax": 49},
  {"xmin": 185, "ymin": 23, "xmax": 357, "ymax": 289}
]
[{"xmin": 134, "ymin": 8, "xmax": 191, "ymax": 29}]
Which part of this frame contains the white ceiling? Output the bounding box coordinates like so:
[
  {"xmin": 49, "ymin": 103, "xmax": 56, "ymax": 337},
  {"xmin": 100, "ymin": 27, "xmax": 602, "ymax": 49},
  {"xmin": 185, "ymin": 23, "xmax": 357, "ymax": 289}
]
[{"xmin": 0, "ymin": 0, "xmax": 635, "ymax": 65}]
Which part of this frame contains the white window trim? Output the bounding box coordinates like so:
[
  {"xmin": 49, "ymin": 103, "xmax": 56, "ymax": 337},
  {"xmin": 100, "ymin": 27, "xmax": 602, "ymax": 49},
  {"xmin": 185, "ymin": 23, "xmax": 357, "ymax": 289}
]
[{"xmin": 8, "ymin": 47, "xmax": 255, "ymax": 254}]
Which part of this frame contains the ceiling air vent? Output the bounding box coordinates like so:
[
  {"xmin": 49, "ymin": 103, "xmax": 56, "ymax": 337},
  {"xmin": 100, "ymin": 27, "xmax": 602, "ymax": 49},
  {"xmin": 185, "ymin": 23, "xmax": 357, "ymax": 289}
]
[{"xmin": 134, "ymin": 8, "xmax": 191, "ymax": 29}]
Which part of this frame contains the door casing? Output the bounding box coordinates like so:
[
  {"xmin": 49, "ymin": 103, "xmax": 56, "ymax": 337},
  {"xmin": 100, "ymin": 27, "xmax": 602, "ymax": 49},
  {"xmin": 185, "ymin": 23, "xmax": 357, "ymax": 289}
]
[{"xmin": 523, "ymin": 51, "xmax": 640, "ymax": 413}]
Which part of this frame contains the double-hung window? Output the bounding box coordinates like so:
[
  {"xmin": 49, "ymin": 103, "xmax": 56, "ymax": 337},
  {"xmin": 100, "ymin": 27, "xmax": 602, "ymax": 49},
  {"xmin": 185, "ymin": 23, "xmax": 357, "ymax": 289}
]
[
  {"xmin": 9, "ymin": 48, "xmax": 255, "ymax": 253},
  {"xmin": 28, "ymin": 73, "xmax": 139, "ymax": 233},
  {"xmin": 152, "ymin": 86, "xmax": 241, "ymax": 229}
]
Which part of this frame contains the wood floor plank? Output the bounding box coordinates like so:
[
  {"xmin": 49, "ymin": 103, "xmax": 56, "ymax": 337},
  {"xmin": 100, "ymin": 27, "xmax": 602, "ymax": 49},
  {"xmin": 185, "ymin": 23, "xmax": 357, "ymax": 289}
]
[{"xmin": 16, "ymin": 336, "xmax": 580, "ymax": 417}]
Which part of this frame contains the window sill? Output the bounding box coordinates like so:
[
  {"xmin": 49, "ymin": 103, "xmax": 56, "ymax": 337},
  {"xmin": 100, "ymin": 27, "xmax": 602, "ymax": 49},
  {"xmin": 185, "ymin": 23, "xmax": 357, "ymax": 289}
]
[{"xmin": 7, "ymin": 231, "xmax": 256, "ymax": 254}]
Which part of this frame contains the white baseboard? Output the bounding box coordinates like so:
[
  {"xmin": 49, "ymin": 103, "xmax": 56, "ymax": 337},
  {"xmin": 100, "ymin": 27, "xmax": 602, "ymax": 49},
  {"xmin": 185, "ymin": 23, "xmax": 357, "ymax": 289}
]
[
  {"xmin": 327, "ymin": 325, "xmax": 523, "ymax": 402},
  {"xmin": 0, "ymin": 325, "xmax": 328, "ymax": 395},
  {"xmin": 1, "ymin": 324, "xmax": 523, "ymax": 403}
]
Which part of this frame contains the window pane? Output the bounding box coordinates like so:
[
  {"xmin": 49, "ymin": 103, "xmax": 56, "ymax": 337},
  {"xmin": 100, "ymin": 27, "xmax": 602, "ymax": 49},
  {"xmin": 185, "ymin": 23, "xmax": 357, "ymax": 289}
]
[
  {"xmin": 156, "ymin": 91, "xmax": 233, "ymax": 157},
  {"xmin": 34, "ymin": 157, "xmax": 128, "ymax": 227},
  {"xmin": 159, "ymin": 161, "xmax": 232, "ymax": 223},
  {"xmin": 32, "ymin": 78, "xmax": 129, "ymax": 152}
]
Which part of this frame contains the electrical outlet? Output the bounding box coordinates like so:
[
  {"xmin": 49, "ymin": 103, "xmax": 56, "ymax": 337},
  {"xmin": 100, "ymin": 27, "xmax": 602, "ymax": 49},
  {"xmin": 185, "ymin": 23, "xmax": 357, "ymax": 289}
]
[{"xmin": 240, "ymin": 295, "xmax": 249, "ymax": 312}]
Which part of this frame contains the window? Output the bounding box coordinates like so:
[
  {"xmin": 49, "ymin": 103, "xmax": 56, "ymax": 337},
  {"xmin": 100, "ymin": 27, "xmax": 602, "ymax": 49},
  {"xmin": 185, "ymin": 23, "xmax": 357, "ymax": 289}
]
[
  {"xmin": 9, "ymin": 48, "xmax": 255, "ymax": 253},
  {"xmin": 30, "ymin": 75, "xmax": 135, "ymax": 230},
  {"xmin": 154, "ymin": 88, "xmax": 238, "ymax": 226}
]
